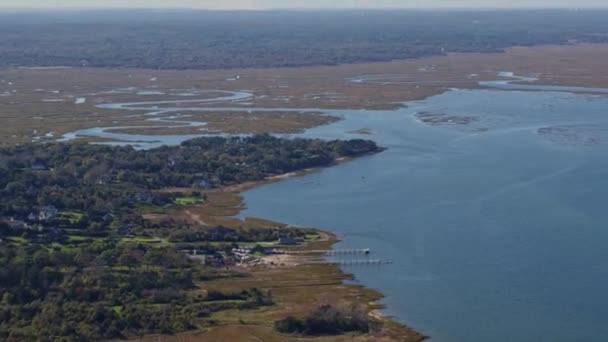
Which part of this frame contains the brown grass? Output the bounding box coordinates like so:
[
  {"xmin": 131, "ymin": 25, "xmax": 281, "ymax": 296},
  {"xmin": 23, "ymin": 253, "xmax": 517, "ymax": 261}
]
[
  {"xmin": 135, "ymin": 175, "xmax": 425, "ymax": 342},
  {"xmin": 3, "ymin": 43, "xmax": 608, "ymax": 145},
  {"xmin": 134, "ymin": 231, "xmax": 424, "ymax": 342},
  {"xmin": 106, "ymin": 111, "xmax": 338, "ymax": 136}
]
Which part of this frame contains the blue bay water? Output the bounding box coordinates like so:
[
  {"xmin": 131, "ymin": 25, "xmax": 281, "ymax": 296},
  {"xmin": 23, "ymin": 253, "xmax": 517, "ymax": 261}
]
[
  {"xmin": 239, "ymin": 89, "xmax": 608, "ymax": 341},
  {"xmin": 64, "ymin": 81, "xmax": 608, "ymax": 341}
]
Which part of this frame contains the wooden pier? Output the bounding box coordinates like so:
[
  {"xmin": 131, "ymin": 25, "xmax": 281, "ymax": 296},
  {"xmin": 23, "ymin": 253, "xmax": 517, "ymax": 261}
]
[
  {"xmin": 311, "ymin": 259, "xmax": 393, "ymax": 266},
  {"xmin": 326, "ymin": 248, "xmax": 371, "ymax": 256},
  {"xmin": 291, "ymin": 248, "xmax": 371, "ymax": 255}
]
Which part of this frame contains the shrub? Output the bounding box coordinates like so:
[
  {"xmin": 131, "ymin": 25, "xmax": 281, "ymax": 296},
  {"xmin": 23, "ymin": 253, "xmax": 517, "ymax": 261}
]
[{"xmin": 274, "ymin": 304, "xmax": 370, "ymax": 336}]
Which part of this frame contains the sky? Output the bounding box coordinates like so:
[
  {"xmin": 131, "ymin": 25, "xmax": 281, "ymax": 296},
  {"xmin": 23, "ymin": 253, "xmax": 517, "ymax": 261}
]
[{"xmin": 1, "ymin": 0, "xmax": 607, "ymax": 9}]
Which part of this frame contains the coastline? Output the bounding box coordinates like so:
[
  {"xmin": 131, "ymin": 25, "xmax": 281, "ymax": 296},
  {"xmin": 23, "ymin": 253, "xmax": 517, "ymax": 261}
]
[
  {"xmin": 145, "ymin": 152, "xmax": 426, "ymax": 342},
  {"xmin": 262, "ymin": 229, "xmax": 427, "ymax": 342},
  {"xmin": 12, "ymin": 43, "xmax": 608, "ymax": 341},
  {"xmin": 226, "ymin": 156, "xmax": 426, "ymax": 341},
  {"xmin": 5, "ymin": 43, "xmax": 608, "ymax": 342},
  {"xmin": 154, "ymin": 227, "xmax": 426, "ymax": 342}
]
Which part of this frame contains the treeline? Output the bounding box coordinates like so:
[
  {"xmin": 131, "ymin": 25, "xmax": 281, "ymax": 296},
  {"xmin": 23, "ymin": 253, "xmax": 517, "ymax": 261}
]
[
  {"xmin": 0, "ymin": 241, "xmax": 271, "ymax": 340},
  {"xmin": 0, "ymin": 135, "xmax": 379, "ymax": 340},
  {"xmin": 0, "ymin": 134, "xmax": 380, "ymax": 224},
  {"xmin": 1, "ymin": 10, "xmax": 607, "ymax": 69},
  {"xmin": 164, "ymin": 225, "xmax": 307, "ymax": 243},
  {"xmin": 0, "ymin": 242, "xmax": 196, "ymax": 340}
]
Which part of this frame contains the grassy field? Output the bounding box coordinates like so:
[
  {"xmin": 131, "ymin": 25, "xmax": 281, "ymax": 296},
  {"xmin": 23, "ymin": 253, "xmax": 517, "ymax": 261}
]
[
  {"xmin": 173, "ymin": 196, "xmax": 205, "ymax": 206},
  {"xmin": 138, "ymin": 217, "xmax": 423, "ymax": 342},
  {"xmin": 2, "ymin": 44, "xmax": 608, "ymax": 146},
  {"xmin": 106, "ymin": 111, "xmax": 339, "ymax": 137}
]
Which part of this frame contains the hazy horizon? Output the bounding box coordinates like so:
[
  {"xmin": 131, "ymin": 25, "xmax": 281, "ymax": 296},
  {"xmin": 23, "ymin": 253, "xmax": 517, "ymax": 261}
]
[{"xmin": 1, "ymin": 0, "xmax": 607, "ymax": 10}]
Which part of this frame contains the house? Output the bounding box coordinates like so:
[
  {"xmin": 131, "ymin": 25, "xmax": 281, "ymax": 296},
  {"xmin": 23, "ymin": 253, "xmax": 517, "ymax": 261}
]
[
  {"xmin": 102, "ymin": 213, "xmax": 115, "ymax": 223},
  {"xmin": 96, "ymin": 175, "xmax": 111, "ymax": 185},
  {"xmin": 28, "ymin": 206, "xmax": 59, "ymax": 222},
  {"xmin": 205, "ymin": 254, "xmax": 227, "ymax": 267},
  {"xmin": 38, "ymin": 205, "xmax": 58, "ymax": 221},
  {"xmin": 33, "ymin": 228, "xmax": 64, "ymax": 244},
  {"xmin": 6, "ymin": 219, "xmax": 28, "ymax": 230},
  {"xmin": 192, "ymin": 178, "xmax": 212, "ymax": 189},
  {"xmin": 27, "ymin": 212, "xmax": 38, "ymax": 222}
]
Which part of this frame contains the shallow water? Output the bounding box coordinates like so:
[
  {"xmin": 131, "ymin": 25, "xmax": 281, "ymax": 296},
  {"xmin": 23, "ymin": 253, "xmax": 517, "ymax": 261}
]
[{"xmin": 62, "ymin": 77, "xmax": 608, "ymax": 341}]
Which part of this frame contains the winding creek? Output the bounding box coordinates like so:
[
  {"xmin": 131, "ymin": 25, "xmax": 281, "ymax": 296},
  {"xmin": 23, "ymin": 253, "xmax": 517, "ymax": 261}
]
[{"xmin": 62, "ymin": 74, "xmax": 608, "ymax": 341}]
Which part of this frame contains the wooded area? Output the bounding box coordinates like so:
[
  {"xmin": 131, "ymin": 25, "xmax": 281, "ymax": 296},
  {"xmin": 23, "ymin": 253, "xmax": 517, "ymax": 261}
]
[
  {"xmin": 1, "ymin": 10, "xmax": 607, "ymax": 69},
  {"xmin": 0, "ymin": 135, "xmax": 381, "ymax": 340}
]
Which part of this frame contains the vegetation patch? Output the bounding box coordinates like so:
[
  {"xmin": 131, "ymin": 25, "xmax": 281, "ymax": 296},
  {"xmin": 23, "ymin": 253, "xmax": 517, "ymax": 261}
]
[
  {"xmin": 1, "ymin": 11, "xmax": 608, "ymax": 69},
  {"xmin": 0, "ymin": 135, "xmax": 383, "ymax": 341},
  {"xmin": 275, "ymin": 304, "xmax": 370, "ymax": 336},
  {"xmin": 174, "ymin": 196, "xmax": 204, "ymax": 206},
  {"xmin": 58, "ymin": 211, "xmax": 84, "ymax": 224}
]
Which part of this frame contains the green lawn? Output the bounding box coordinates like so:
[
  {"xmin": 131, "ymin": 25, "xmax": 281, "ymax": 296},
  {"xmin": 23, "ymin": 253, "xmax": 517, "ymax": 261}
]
[
  {"xmin": 173, "ymin": 196, "xmax": 204, "ymax": 206},
  {"xmin": 119, "ymin": 236, "xmax": 171, "ymax": 247},
  {"xmin": 67, "ymin": 235, "xmax": 91, "ymax": 242},
  {"xmin": 6, "ymin": 236, "xmax": 28, "ymax": 245},
  {"xmin": 112, "ymin": 306, "xmax": 124, "ymax": 315},
  {"xmin": 58, "ymin": 211, "xmax": 83, "ymax": 224},
  {"xmin": 305, "ymin": 233, "xmax": 321, "ymax": 241}
]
